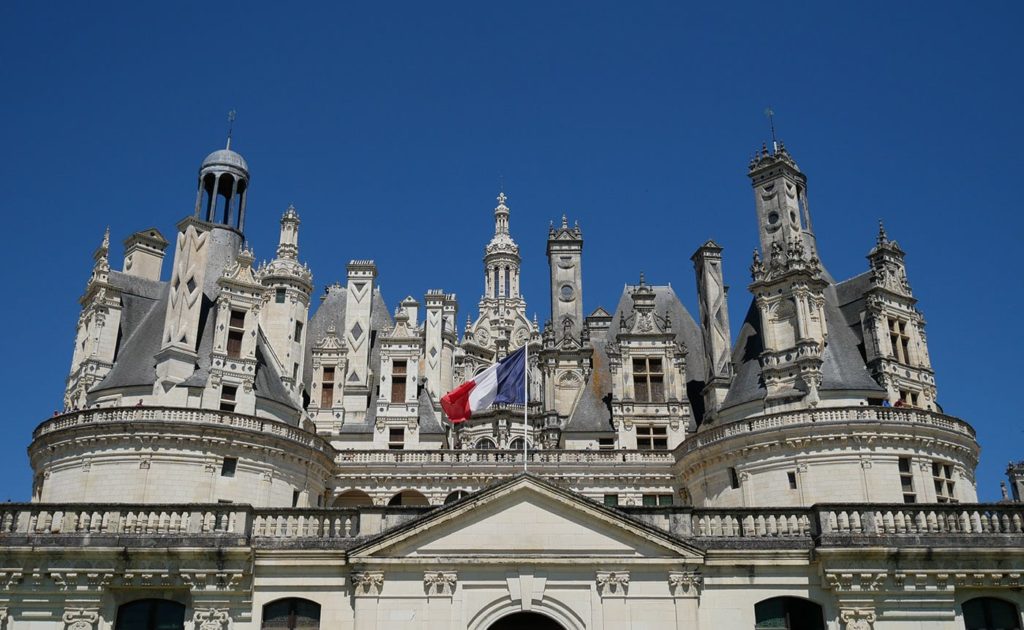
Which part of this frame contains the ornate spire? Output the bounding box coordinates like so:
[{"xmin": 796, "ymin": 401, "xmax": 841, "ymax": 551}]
[
  {"xmin": 94, "ymin": 227, "xmax": 110, "ymax": 263},
  {"xmin": 493, "ymin": 191, "xmax": 510, "ymax": 236},
  {"xmin": 877, "ymin": 219, "xmax": 889, "ymax": 246}
]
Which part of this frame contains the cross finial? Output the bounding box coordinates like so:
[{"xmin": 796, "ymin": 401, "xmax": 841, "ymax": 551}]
[{"xmin": 226, "ymin": 110, "xmax": 237, "ymax": 149}]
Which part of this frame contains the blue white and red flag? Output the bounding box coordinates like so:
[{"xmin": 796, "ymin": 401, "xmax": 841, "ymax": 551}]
[{"xmin": 440, "ymin": 346, "xmax": 526, "ymax": 423}]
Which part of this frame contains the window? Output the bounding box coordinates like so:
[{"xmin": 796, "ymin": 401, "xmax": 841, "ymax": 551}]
[
  {"xmin": 642, "ymin": 494, "xmax": 673, "ymax": 506},
  {"xmin": 115, "ymin": 599, "xmax": 186, "ymax": 630},
  {"xmin": 391, "ymin": 360, "xmax": 407, "ymax": 402},
  {"xmin": 320, "ymin": 367, "xmax": 334, "ymax": 408},
  {"xmin": 636, "ymin": 425, "xmax": 668, "ymax": 450},
  {"xmin": 603, "ymin": 494, "xmax": 619, "ymax": 507},
  {"xmin": 293, "ymin": 321, "xmax": 303, "ymax": 343},
  {"xmin": 632, "ymin": 357, "xmax": 665, "ymax": 402},
  {"xmin": 788, "ymin": 471, "xmax": 798, "ymax": 490},
  {"xmin": 508, "ymin": 437, "xmax": 527, "ymax": 450},
  {"xmin": 220, "ymin": 385, "xmax": 237, "ymax": 412},
  {"xmin": 389, "ymin": 427, "xmax": 404, "ymax": 450},
  {"xmin": 292, "ymin": 490, "xmax": 301, "ymax": 508},
  {"xmin": 444, "ymin": 490, "xmax": 470, "ymax": 504},
  {"xmin": 227, "ymin": 309, "xmax": 245, "ymax": 358},
  {"xmin": 899, "ymin": 389, "xmax": 919, "ymax": 408},
  {"xmin": 962, "ymin": 597, "xmax": 1022, "ymax": 630},
  {"xmin": 221, "ymin": 457, "xmax": 237, "ymax": 477},
  {"xmin": 262, "ymin": 598, "xmax": 322, "ymax": 630},
  {"xmin": 598, "ymin": 437, "xmax": 615, "ymax": 450},
  {"xmin": 493, "ymin": 267, "xmax": 499, "ymax": 298},
  {"xmin": 729, "ymin": 467, "xmax": 740, "ymax": 489},
  {"xmin": 504, "ymin": 267, "xmax": 511, "ymax": 296},
  {"xmin": 275, "ymin": 287, "xmax": 286, "ymax": 304},
  {"xmin": 888, "ymin": 317, "xmax": 912, "ymax": 364},
  {"xmin": 754, "ymin": 597, "xmax": 825, "ymax": 630},
  {"xmin": 292, "ymin": 362, "xmax": 299, "ymax": 381},
  {"xmin": 933, "ymin": 461, "xmax": 957, "ymax": 503},
  {"xmin": 475, "ymin": 437, "xmax": 497, "ymax": 450},
  {"xmin": 899, "ymin": 457, "xmax": 916, "ymax": 503}
]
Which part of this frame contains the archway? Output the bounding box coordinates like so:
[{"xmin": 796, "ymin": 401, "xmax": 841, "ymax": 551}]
[
  {"xmin": 387, "ymin": 489, "xmax": 430, "ymax": 506},
  {"xmin": 488, "ymin": 611, "xmax": 566, "ymax": 630},
  {"xmin": 333, "ymin": 489, "xmax": 373, "ymax": 507}
]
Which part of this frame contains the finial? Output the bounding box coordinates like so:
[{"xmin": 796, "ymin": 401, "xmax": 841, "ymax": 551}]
[
  {"xmin": 561, "ymin": 214, "xmax": 568, "ymax": 229},
  {"xmin": 226, "ymin": 110, "xmax": 236, "ymax": 150},
  {"xmin": 639, "ymin": 271, "xmax": 646, "ymax": 286},
  {"xmin": 877, "ymin": 219, "xmax": 888, "ymax": 245},
  {"xmin": 496, "ymin": 191, "xmax": 507, "ymax": 206},
  {"xmin": 764, "ymin": 107, "xmax": 777, "ymax": 152},
  {"xmin": 101, "ymin": 226, "xmax": 110, "ymax": 251},
  {"xmin": 93, "ymin": 226, "xmax": 111, "ymax": 263}
]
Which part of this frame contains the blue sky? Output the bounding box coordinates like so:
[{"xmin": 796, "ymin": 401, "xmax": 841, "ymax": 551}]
[{"xmin": 1, "ymin": 2, "xmax": 1020, "ymax": 501}]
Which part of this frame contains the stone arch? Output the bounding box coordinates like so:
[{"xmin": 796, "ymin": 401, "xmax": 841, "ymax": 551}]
[
  {"xmin": 468, "ymin": 594, "xmax": 585, "ymax": 630},
  {"xmin": 961, "ymin": 596, "xmax": 1021, "ymax": 630},
  {"xmin": 332, "ymin": 489, "xmax": 373, "ymax": 507},
  {"xmin": 475, "ymin": 437, "xmax": 497, "ymax": 450},
  {"xmin": 261, "ymin": 597, "xmax": 322, "ymax": 629},
  {"xmin": 443, "ymin": 489, "xmax": 471, "ymax": 504},
  {"xmin": 489, "ymin": 611, "xmax": 566, "ymax": 630},
  {"xmin": 754, "ymin": 596, "xmax": 825, "ymax": 630},
  {"xmin": 388, "ymin": 489, "xmax": 430, "ymax": 506}
]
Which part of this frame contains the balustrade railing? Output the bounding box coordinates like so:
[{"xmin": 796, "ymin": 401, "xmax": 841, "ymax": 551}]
[
  {"xmin": 680, "ymin": 406, "xmax": 976, "ymax": 456},
  {"xmin": 817, "ymin": 504, "xmax": 1024, "ymax": 537},
  {"xmin": 335, "ymin": 448, "xmax": 675, "ymax": 466}
]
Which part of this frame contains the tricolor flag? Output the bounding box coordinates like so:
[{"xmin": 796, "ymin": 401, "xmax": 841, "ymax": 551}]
[{"xmin": 441, "ymin": 346, "xmax": 526, "ymax": 423}]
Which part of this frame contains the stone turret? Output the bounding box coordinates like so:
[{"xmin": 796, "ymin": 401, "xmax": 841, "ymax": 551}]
[{"xmin": 547, "ymin": 215, "xmax": 584, "ymax": 342}]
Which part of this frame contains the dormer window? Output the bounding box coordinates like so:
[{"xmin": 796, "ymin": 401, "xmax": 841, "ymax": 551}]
[
  {"xmin": 888, "ymin": 318, "xmax": 912, "ymax": 364},
  {"xmin": 227, "ymin": 310, "xmax": 245, "ymax": 358},
  {"xmin": 391, "ymin": 360, "xmax": 407, "ymax": 402},
  {"xmin": 632, "ymin": 358, "xmax": 664, "ymax": 403}
]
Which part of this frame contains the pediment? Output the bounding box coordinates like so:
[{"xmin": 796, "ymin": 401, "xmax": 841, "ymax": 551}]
[{"xmin": 349, "ymin": 475, "xmax": 703, "ymax": 563}]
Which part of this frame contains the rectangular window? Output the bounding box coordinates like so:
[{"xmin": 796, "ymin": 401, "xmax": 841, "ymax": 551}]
[
  {"xmin": 275, "ymin": 287, "xmax": 286, "ymax": 303},
  {"xmin": 389, "ymin": 427, "xmax": 404, "ymax": 450},
  {"xmin": 899, "ymin": 457, "xmax": 916, "ymax": 503},
  {"xmin": 391, "ymin": 360, "xmax": 407, "ymax": 402},
  {"xmin": 220, "ymin": 457, "xmax": 237, "ymax": 477},
  {"xmin": 788, "ymin": 471, "xmax": 798, "ymax": 490},
  {"xmin": 226, "ymin": 309, "xmax": 245, "ymax": 358},
  {"xmin": 636, "ymin": 425, "xmax": 668, "ymax": 450},
  {"xmin": 292, "ymin": 362, "xmax": 299, "ymax": 380},
  {"xmin": 323, "ymin": 367, "xmax": 335, "ymax": 382},
  {"xmin": 729, "ymin": 467, "xmax": 740, "ymax": 489},
  {"xmin": 603, "ymin": 494, "xmax": 619, "ymax": 507},
  {"xmin": 293, "ymin": 321, "xmax": 303, "ymax": 343},
  {"xmin": 888, "ymin": 317, "xmax": 913, "ymax": 365},
  {"xmin": 320, "ymin": 383, "xmax": 334, "ymax": 408},
  {"xmin": 932, "ymin": 461, "xmax": 957, "ymax": 503},
  {"xmin": 632, "ymin": 357, "xmax": 665, "ymax": 402},
  {"xmin": 220, "ymin": 385, "xmax": 237, "ymax": 412},
  {"xmin": 292, "ymin": 490, "xmax": 300, "ymax": 508},
  {"xmin": 598, "ymin": 437, "xmax": 615, "ymax": 450},
  {"xmin": 642, "ymin": 494, "xmax": 673, "ymax": 506}
]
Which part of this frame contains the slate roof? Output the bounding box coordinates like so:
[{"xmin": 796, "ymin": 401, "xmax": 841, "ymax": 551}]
[
  {"xmin": 718, "ymin": 282, "xmax": 884, "ymax": 412},
  {"xmin": 564, "ymin": 284, "xmax": 707, "ymax": 433}
]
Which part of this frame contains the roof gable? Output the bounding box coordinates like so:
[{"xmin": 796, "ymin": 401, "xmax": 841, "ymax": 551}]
[{"xmin": 350, "ymin": 475, "xmax": 702, "ymax": 562}]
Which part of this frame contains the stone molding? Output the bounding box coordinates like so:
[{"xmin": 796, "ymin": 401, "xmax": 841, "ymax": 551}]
[
  {"xmin": 825, "ymin": 570, "xmax": 1024, "ymax": 593},
  {"xmin": 352, "ymin": 571, "xmax": 384, "ymax": 596},
  {"xmin": 668, "ymin": 571, "xmax": 703, "ymax": 598},
  {"xmin": 423, "ymin": 570, "xmax": 457, "ymax": 597},
  {"xmin": 595, "ymin": 570, "xmax": 629, "ymax": 597},
  {"xmin": 194, "ymin": 608, "xmax": 230, "ymax": 630}
]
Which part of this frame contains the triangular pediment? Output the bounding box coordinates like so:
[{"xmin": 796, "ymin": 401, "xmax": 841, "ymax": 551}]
[{"xmin": 349, "ymin": 475, "xmax": 703, "ymax": 563}]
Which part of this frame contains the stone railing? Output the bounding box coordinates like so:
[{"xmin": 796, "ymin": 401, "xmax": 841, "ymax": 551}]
[
  {"xmin": 679, "ymin": 406, "xmax": 976, "ymax": 456},
  {"xmin": 251, "ymin": 508, "xmax": 360, "ymax": 539},
  {"xmin": 32, "ymin": 407, "xmax": 334, "ymax": 458},
  {"xmin": 336, "ymin": 448, "xmax": 675, "ymax": 466},
  {"xmin": 817, "ymin": 504, "xmax": 1024, "ymax": 537},
  {"xmin": 0, "ymin": 504, "xmax": 244, "ymax": 536}
]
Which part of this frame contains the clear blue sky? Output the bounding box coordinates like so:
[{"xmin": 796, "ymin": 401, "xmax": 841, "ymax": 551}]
[{"xmin": 1, "ymin": 2, "xmax": 1020, "ymax": 501}]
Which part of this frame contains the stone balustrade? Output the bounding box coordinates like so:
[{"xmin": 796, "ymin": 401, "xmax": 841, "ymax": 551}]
[
  {"xmin": 32, "ymin": 406, "xmax": 333, "ymax": 457},
  {"xmin": 335, "ymin": 448, "xmax": 675, "ymax": 466},
  {"xmin": 681, "ymin": 405, "xmax": 976, "ymax": 456},
  {"xmin": 4, "ymin": 502, "xmax": 1020, "ymax": 548}
]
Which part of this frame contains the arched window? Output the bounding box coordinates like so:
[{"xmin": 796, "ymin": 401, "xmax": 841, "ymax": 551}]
[
  {"xmin": 387, "ymin": 489, "xmax": 430, "ymax": 506},
  {"xmin": 262, "ymin": 598, "xmax": 321, "ymax": 629},
  {"xmin": 444, "ymin": 490, "xmax": 471, "ymax": 504},
  {"xmin": 508, "ymin": 437, "xmax": 529, "ymax": 450},
  {"xmin": 475, "ymin": 437, "xmax": 497, "ymax": 450},
  {"xmin": 963, "ymin": 597, "xmax": 1022, "ymax": 630},
  {"xmin": 332, "ymin": 489, "xmax": 373, "ymax": 507},
  {"xmin": 115, "ymin": 599, "xmax": 185, "ymax": 630},
  {"xmin": 754, "ymin": 597, "xmax": 824, "ymax": 630}
]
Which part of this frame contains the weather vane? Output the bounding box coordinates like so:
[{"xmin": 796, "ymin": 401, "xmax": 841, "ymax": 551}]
[
  {"xmin": 764, "ymin": 106, "xmax": 777, "ymax": 151},
  {"xmin": 226, "ymin": 110, "xmax": 237, "ymax": 149}
]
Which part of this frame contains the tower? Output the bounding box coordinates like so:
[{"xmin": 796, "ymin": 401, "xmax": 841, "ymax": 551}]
[
  {"xmin": 691, "ymin": 240, "xmax": 732, "ymax": 417},
  {"xmin": 748, "ymin": 144, "xmax": 829, "ymax": 408},
  {"xmin": 258, "ymin": 205, "xmax": 314, "ymax": 398},
  {"xmin": 547, "ymin": 215, "xmax": 584, "ymax": 343}
]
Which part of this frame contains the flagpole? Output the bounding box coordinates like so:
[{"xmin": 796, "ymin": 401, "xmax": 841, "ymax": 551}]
[{"xmin": 523, "ymin": 342, "xmax": 529, "ymax": 473}]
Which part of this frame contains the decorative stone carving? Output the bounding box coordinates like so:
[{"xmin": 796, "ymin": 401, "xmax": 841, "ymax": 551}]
[
  {"xmin": 668, "ymin": 571, "xmax": 703, "ymax": 597},
  {"xmin": 62, "ymin": 608, "xmax": 100, "ymax": 630},
  {"xmin": 194, "ymin": 608, "xmax": 229, "ymax": 630},
  {"xmin": 352, "ymin": 571, "xmax": 384, "ymax": 596},
  {"xmin": 595, "ymin": 570, "xmax": 629, "ymax": 597},
  {"xmin": 423, "ymin": 570, "xmax": 457, "ymax": 596},
  {"xmin": 840, "ymin": 608, "xmax": 876, "ymax": 630}
]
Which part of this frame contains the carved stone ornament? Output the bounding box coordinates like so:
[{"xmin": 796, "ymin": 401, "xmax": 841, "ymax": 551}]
[
  {"xmin": 423, "ymin": 570, "xmax": 457, "ymax": 596},
  {"xmin": 352, "ymin": 570, "xmax": 384, "ymax": 596},
  {"xmin": 194, "ymin": 608, "xmax": 229, "ymax": 630},
  {"xmin": 840, "ymin": 608, "xmax": 876, "ymax": 630},
  {"xmin": 668, "ymin": 571, "xmax": 703, "ymax": 597},
  {"xmin": 62, "ymin": 608, "xmax": 100, "ymax": 630},
  {"xmin": 595, "ymin": 570, "xmax": 630, "ymax": 597}
]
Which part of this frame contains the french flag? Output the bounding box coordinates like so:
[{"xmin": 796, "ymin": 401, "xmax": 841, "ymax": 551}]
[{"xmin": 441, "ymin": 346, "xmax": 526, "ymax": 423}]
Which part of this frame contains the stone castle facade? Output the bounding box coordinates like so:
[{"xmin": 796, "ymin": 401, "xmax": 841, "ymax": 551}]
[{"xmin": 4, "ymin": 138, "xmax": 1023, "ymax": 630}]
